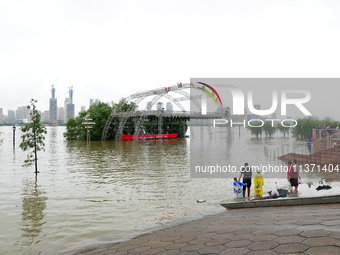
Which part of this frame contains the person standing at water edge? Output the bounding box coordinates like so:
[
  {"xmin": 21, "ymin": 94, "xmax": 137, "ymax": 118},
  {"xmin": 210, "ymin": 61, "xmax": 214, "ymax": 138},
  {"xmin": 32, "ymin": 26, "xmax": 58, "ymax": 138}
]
[
  {"xmin": 287, "ymin": 161, "xmax": 293, "ymax": 193},
  {"xmin": 287, "ymin": 161, "xmax": 300, "ymax": 193},
  {"xmin": 254, "ymin": 169, "xmax": 264, "ymax": 198},
  {"xmin": 292, "ymin": 159, "xmax": 301, "ymax": 192},
  {"xmin": 238, "ymin": 162, "xmax": 252, "ymax": 197},
  {"xmin": 306, "ymin": 138, "xmax": 313, "ymax": 154},
  {"xmin": 233, "ymin": 177, "xmax": 246, "ymax": 198}
]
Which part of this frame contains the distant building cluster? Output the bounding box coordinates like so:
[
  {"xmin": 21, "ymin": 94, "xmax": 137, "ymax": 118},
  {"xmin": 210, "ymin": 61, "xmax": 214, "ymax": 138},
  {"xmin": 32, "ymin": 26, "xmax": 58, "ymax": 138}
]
[
  {"xmin": 0, "ymin": 93, "xmax": 175, "ymax": 125},
  {"xmin": 0, "ymin": 85, "xmax": 82, "ymax": 124},
  {"xmin": 146, "ymin": 101, "xmax": 173, "ymax": 112},
  {"xmin": 90, "ymin": 99, "xmax": 99, "ymax": 106}
]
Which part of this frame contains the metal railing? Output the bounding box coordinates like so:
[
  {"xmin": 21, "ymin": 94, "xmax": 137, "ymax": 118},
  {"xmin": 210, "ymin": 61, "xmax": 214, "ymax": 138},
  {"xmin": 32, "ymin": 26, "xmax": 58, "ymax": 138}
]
[
  {"xmin": 313, "ymin": 132, "xmax": 340, "ymax": 153},
  {"xmin": 265, "ymin": 130, "xmax": 340, "ymax": 159},
  {"xmin": 264, "ymin": 145, "xmax": 290, "ymax": 161}
]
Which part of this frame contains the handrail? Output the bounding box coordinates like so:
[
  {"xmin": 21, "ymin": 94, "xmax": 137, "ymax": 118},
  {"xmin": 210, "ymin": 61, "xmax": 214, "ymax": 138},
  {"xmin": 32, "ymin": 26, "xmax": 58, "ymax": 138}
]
[
  {"xmin": 312, "ymin": 128, "xmax": 340, "ymax": 139},
  {"xmin": 312, "ymin": 132, "xmax": 340, "ymax": 153}
]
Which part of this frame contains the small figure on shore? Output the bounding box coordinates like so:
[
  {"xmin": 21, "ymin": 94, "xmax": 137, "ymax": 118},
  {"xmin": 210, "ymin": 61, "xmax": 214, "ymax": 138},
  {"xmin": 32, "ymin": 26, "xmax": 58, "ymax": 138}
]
[
  {"xmin": 306, "ymin": 138, "xmax": 313, "ymax": 154},
  {"xmin": 233, "ymin": 177, "xmax": 246, "ymax": 198},
  {"xmin": 287, "ymin": 160, "xmax": 300, "ymax": 193},
  {"xmin": 332, "ymin": 141, "xmax": 337, "ymax": 148},
  {"xmin": 287, "ymin": 161, "xmax": 294, "ymax": 193},
  {"xmin": 254, "ymin": 169, "xmax": 264, "ymax": 198},
  {"xmin": 238, "ymin": 162, "xmax": 252, "ymax": 197}
]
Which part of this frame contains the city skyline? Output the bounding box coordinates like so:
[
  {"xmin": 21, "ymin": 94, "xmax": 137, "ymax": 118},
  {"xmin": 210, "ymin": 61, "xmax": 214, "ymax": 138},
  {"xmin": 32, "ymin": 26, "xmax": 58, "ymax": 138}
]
[
  {"xmin": 0, "ymin": 84, "xmax": 177, "ymax": 123},
  {"xmin": 0, "ymin": 85, "xmax": 95, "ymax": 123}
]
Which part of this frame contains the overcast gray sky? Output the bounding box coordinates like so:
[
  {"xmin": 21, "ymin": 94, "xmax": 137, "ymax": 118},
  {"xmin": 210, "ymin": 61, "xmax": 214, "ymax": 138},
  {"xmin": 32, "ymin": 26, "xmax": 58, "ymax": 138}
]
[{"xmin": 1, "ymin": 0, "xmax": 340, "ymax": 119}]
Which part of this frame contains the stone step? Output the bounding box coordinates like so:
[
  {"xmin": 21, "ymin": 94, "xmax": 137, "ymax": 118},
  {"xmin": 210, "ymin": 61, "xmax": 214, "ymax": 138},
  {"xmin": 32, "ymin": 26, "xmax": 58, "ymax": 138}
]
[{"xmin": 221, "ymin": 195, "xmax": 340, "ymax": 209}]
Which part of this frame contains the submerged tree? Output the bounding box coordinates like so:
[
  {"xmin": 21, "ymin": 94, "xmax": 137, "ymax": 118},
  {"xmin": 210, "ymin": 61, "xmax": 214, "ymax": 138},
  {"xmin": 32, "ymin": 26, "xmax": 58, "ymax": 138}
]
[
  {"xmin": 276, "ymin": 122, "xmax": 290, "ymax": 137},
  {"xmin": 248, "ymin": 122, "xmax": 263, "ymax": 138},
  {"xmin": 20, "ymin": 99, "xmax": 47, "ymax": 174},
  {"xmin": 291, "ymin": 117, "xmax": 318, "ymax": 139},
  {"xmin": 143, "ymin": 118, "xmax": 188, "ymax": 138},
  {"xmin": 64, "ymin": 99, "xmax": 189, "ymax": 140},
  {"xmin": 262, "ymin": 121, "xmax": 276, "ymax": 138},
  {"xmin": 64, "ymin": 99, "xmax": 137, "ymax": 141}
]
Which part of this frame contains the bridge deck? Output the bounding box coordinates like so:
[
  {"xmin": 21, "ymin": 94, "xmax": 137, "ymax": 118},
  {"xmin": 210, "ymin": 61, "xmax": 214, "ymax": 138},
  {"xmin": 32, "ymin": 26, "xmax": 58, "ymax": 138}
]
[{"xmin": 110, "ymin": 110, "xmax": 228, "ymax": 119}]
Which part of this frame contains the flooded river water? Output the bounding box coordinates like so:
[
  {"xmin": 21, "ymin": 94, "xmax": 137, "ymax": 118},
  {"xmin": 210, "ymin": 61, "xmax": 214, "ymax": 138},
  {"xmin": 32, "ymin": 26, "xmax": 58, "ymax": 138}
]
[{"xmin": 0, "ymin": 126, "xmax": 336, "ymax": 254}]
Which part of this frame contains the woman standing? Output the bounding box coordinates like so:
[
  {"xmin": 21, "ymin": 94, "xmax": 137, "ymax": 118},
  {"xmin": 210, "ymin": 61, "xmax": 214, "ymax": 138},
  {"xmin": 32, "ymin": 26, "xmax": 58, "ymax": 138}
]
[{"xmin": 287, "ymin": 161, "xmax": 299, "ymax": 193}]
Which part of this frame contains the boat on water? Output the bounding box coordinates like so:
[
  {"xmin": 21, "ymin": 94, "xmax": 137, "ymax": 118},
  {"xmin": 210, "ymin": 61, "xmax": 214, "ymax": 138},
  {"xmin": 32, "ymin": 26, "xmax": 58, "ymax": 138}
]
[{"xmin": 120, "ymin": 133, "xmax": 178, "ymax": 140}]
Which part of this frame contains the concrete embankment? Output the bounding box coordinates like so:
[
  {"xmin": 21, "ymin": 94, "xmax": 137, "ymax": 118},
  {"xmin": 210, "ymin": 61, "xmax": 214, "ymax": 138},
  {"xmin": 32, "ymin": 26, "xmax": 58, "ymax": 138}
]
[{"xmin": 221, "ymin": 194, "xmax": 340, "ymax": 209}]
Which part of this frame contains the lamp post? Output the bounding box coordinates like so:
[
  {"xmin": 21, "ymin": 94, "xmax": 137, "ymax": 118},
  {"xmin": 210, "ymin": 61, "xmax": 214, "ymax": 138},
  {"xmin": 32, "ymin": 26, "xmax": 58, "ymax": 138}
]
[
  {"xmin": 82, "ymin": 115, "xmax": 95, "ymax": 143},
  {"xmin": 12, "ymin": 125, "xmax": 16, "ymax": 146}
]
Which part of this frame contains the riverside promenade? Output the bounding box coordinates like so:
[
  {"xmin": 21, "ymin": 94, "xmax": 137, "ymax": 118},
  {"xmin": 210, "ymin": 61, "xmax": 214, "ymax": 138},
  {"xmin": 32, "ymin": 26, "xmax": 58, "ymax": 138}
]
[{"xmin": 77, "ymin": 201, "xmax": 340, "ymax": 255}]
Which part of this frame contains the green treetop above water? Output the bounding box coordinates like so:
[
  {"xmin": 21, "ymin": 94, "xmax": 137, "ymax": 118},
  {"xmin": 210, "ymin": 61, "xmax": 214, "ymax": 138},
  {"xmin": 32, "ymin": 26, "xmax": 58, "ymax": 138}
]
[{"xmin": 20, "ymin": 99, "xmax": 47, "ymax": 174}]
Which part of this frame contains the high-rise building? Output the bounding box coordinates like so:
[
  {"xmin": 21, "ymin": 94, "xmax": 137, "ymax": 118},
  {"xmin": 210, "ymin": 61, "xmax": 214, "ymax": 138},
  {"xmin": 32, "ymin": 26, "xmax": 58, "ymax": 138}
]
[
  {"xmin": 42, "ymin": 111, "xmax": 49, "ymax": 122},
  {"xmin": 0, "ymin": 108, "xmax": 3, "ymax": 124},
  {"xmin": 65, "ymin": 87, "xmax": 75, "ymax": 122},
  {"xmin": 7, "ymin": 110, "xmax": 15, "ymax": 123},
  {"xmin": 49, "ymin": 85, "xmax": 58, "ymax": 123},
  {"xmin": 58, "ymin": 107, "xmax": 64, "ymax": 123},
  {"xmin": 166, "ymin": 102, "xmax": 173, "ymax": 112},
  {"xmin": 64, "ymin": 98, "xmax": 69, "ymax": 121},
  {"xmin": 146, "ymin": 101, "xmax": 152, "ymax": 111},
  {"xmin": 16, "ymin": 106, "xmax": 29, "ymax": 123},
  {"xmin": 156, "ymin": 102, "xmax": 163, "ymax": 111},
  {"xmin": 66, "ymin": 104, "xmax": 74, "ymax": 121},
  {"xmin": 90, "ymin": 99, "xmax": 99, "ymax": 107}
]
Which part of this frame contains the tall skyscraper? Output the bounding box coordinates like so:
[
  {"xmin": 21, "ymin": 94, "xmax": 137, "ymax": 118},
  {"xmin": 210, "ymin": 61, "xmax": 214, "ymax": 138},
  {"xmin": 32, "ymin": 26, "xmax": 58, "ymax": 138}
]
[
  {"xmin": 65, "ymin": 86, "xmax": 75, "ymax": 122},
  {"xmin": 58, "ymin": 107, "xmax": 65, "ymax": 123},
  {"xmin": 7, "ymin": 110, "xmax": 15, "ymax": 123},
  {"xmin": 49, "ymin": 85, "xmax": 58, "ymax": 123}
]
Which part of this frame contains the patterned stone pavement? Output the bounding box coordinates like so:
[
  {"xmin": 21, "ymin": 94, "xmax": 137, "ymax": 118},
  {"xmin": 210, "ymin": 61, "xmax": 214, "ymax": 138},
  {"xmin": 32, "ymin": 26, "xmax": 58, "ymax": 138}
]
[{"xmin": 77, "ymin": 203, "xmax": 340, "ymax": 255}]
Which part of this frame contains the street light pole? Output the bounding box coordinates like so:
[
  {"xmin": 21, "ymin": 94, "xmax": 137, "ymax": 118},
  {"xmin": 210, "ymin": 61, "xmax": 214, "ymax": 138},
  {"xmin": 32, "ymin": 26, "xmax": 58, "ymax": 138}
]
[
  {"xmin": 12, "ymin": 125, "xmax": 16, "ymax": 146},
  {"xmin": 82, "ymin": 115, "xmax": 95, "ymax": 143}
]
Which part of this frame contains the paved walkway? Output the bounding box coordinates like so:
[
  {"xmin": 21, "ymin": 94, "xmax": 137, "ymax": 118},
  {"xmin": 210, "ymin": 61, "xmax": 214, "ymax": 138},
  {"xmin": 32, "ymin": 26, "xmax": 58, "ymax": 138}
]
[{"xmin": 77, "ymin": 203, "xmax": 340, "ymax": 255}]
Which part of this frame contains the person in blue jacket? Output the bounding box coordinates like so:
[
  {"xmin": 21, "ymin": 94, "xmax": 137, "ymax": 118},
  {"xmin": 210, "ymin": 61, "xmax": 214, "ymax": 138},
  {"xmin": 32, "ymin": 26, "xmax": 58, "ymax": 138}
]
[{"xmin": 233, "ymin": 177, "xmax": 247, "ymax": 198}]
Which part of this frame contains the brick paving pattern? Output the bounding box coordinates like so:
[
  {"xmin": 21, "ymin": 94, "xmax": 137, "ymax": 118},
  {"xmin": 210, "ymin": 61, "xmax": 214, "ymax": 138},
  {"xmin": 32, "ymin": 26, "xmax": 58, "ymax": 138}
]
[{"xmin": 77, "ymin": 203, "xmax": 340, "ymax": 255}]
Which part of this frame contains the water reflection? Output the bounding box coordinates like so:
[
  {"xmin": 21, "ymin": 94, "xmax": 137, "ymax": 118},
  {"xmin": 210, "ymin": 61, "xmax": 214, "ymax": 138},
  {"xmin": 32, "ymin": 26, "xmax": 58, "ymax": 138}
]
[{"xmin": 21, "ymin": 175, "xmax": 47, "ymax": 246}]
